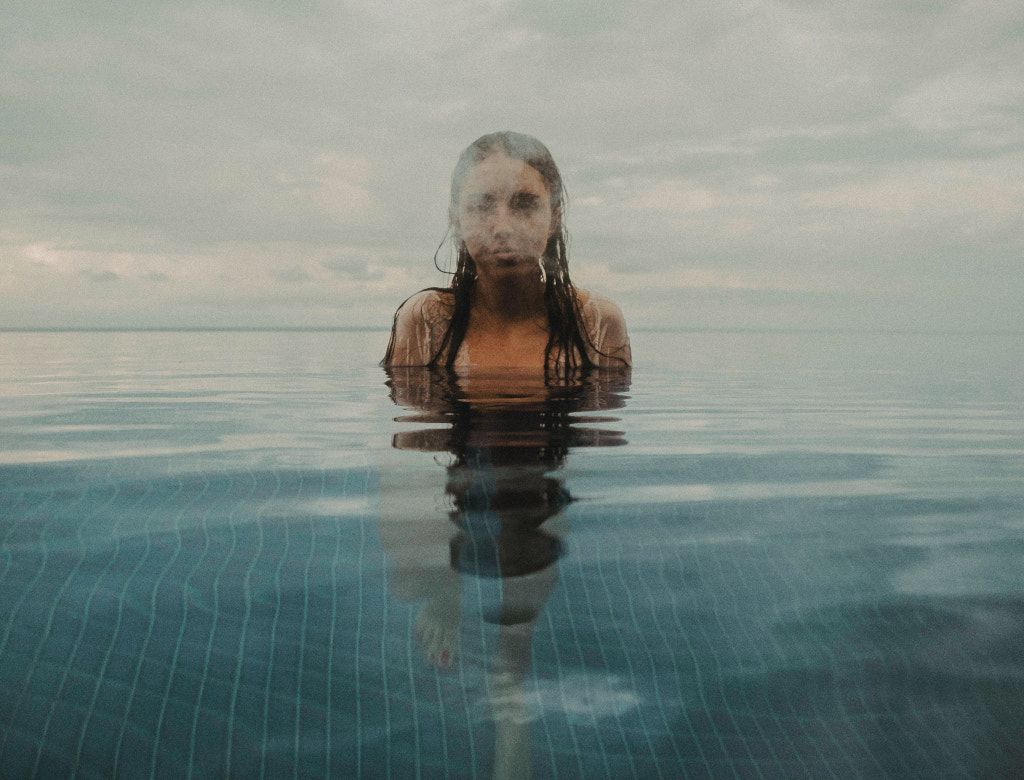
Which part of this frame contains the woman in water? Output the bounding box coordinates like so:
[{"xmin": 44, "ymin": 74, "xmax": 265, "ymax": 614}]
[
  {"xmin": 381, "ymin": 132, "xmax": 630, "ymax": 778},
  {"xmin": 382, "ymin": 131, "xmax": 631, "ymax": 374}
]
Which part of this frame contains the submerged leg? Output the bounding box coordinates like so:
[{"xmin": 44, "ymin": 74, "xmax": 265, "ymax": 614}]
[{"xmin": 489, "ymin": 621, "xmax": 536, "ymax": 780}]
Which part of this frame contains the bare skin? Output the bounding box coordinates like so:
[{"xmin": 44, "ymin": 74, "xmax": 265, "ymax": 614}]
[
  {"xmin": 453, "ymin": 153, "xmax": 557, "ymax": 368},
  {"xmin": 383, "ymin": 151, "xmax": 631, "ymax": 369}
]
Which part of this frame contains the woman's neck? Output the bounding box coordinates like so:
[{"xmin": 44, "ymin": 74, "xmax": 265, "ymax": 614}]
[{"xmin": 471, "ymin": 276, "xmax": 546, "ymax": 325}]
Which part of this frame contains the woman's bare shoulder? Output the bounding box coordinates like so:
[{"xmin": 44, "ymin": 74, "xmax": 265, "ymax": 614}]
[
  {"xmin": 385, "ymin": 288, "xmax": 454, "ymax": 366},
  {"xmin": 397, "ymin": 288, "xmax": 454, "ymax": 325},
  {"xmin": 574, "ymin": 288, "xmax": 631, "ymax": 367},
  {"xmin": 575, "ymin": 289, "xmax": 627, "ymax": 326}
]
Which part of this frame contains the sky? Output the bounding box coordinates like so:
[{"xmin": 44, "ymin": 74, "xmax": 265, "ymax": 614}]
[{"xmin": 2, "ymin": 0, "xmax": 1022, "ymax": 331}]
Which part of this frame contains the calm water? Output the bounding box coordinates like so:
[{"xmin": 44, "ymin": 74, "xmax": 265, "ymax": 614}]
[{"xmin": 1, "ymin": 330, "xmax": 1023, "ymax": 779}]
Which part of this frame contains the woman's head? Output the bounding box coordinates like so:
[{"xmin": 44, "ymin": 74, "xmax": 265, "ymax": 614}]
[
  {"xmin": 417, "ymin": 131, "xmax": 596, "ymax": 376},
  {"xmin": 447, "ymin": 132, "xmax": 569, "ymax": 285},
  {"xmin": 450, "ymin": 131, "xmax": 565, "ymax": 216}
]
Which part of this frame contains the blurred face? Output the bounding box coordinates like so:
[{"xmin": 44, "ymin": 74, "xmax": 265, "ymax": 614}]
[{"xmin": 454, "ymin": 153, "xmax": 558, "ymax": 281}]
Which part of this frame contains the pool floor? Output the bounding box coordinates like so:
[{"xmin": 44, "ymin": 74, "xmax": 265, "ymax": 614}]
[{"xmin": 2, "ymin": 455, "xmax": 1022, "ymax": 778}]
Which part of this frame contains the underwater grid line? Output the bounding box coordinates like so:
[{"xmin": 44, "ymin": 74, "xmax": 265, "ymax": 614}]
[
  {"xmin": 612, "ymin": 503, "xmax": 690, "ymax": 775},
  {"xmin": 149, "ymin": 474, "xmax": 213, "ymax": 779},
  {"xmin": 681, "ymin": 531, "xmax": 777, "ymax": 775},
  {"xmin": 602, "ymin": 503, "xmax": 684, "ymax": 777},
  {"xmin": 453, "ymin": 585, "xmax": 480, "ymax": 780},
  {"xmin": 430, "ymin": 658, "xmax": 452, "ymax": 777},
  {"xmin": 29, "ymin": 471, "xmax": 125, "ymax": 777},
  {"xmin": 324, "ymin": 466, "xmax": 342, "ymax": 778},
  {"xmin": 185, "ymin": 467, "xmax": 248, "ymax": 777},
  {"xmin": 0, "ymin": 478, "xmax": 60, "ymax": 602},
  {"xmin": 568, "ymin": 508, "xmax": 642, "ymax": 778},
  {"xmin": 699, "ymin": 501, "xmax": 776, "ymax": 780},
  {"xmin": 747, "ymin": 535, "xmax": 833, "ymax": 779},
  {"xmin": 223, "ymin": 466, "xmax": 279, "ymax": 776},
  {"xmin": 754, "ymin": 498, "xmax": 851, "ymax": 778},
  {"xmin": 71, "ymin": 474, "xmax": 164, "ymax": 777},
  {"xmin": 527, "ymin": 622, "xmax": 561, "ymax": 780},
  {"xmin": 543, "ymin": 590, "xmax": 586, "ymax": 779},
  {"xmin": 72, "ymin": 478, "xmax": 158, "ymax": 774},
  {"xmin": 259, "ymin": 467, "xmax": 293, "ymax": 780},
  {"xmin": 46, "ymin": 470, "xmax": 147, "ymax": 773},
  {"xmin": 676, "ymin": 536, "xmax": 750, "ymax": 776},
  {"xmin": 291, "ymin": 465, "xmax": 312, "ymax": 779},
  {"xmin": 648, "ymin": 543, "xmax": 719, "ymax": 777},
  {"xmin": 380, "ymin": 552, "xmax": 392, "ymax": 778},
  {"xmin": 855, "ymin": 493, "xmax": 947, "ymax": 777},
  {"xmin": 757, "ymin": 507, "xmax": 847, "ymax": 772},
  {"xmin": 353, "ymin": 465, "xmax": 365, "ymax": 779},
  {"xmin": 109, "ymin": 472, "xmax": 187, "ymax": 775},
  {"xmin": 464, "ymin": 445, "xmax": 502, "ymax": 739},
  {"xmin": 404, "ymin": 605, "xmax": 422, "ymax": 779},
  {"xmin": 0, "ymin": 475, "xmax": 89, "ymax": 690},
  {"xmin": 804, "ymin": 527, "xmax": 908, "ymax": 778},
  {"xmin": 597, "ymin": 509, "xmax": 668, "ymax": 778},
  {"xmin": 640, "ymin": 541, "xmax": 732, "ymax": 777},
  {"xmin": 711, "ymin": 511, "xmax": 789, "ymax": 775},
  {"xmin": 548, "ymin": 564, "xmax": 615, "ymax": 779},
  {"xmin": 294, "ymin": 466, "xmax": 321, "ymax": 778}
]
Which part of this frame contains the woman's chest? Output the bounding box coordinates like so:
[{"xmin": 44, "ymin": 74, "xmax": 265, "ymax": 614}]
[{"xmin": 459, "ymin": 323, "xmax": 550, "ymax": 368}]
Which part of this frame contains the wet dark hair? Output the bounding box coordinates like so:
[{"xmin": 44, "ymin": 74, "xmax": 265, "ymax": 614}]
[{"xmin": 384, "ymin": 131, "xmax": 610, "ymax": 379}]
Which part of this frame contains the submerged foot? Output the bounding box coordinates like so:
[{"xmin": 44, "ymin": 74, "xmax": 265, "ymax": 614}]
[{"xmin": 414, "ymin": 590, "xmax": 462, "ymax": 669}]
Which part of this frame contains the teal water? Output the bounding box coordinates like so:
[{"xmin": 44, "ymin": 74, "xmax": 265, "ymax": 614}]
[{"xmin": 1, "ymin": 330, "xmax": 1022, "ymax": 778}]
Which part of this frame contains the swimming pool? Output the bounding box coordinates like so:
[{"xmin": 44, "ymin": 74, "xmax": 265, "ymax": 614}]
[{"xmin": 2, "ymin": 329, "xmax": 1022, "ymax": 778}]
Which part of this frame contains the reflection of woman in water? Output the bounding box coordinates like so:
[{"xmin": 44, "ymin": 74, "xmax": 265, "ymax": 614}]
[
  {"xmin": 380, "ymin": 368, "xmax": 629, "ymax": 780},
  {"xmin": 382, "ymin": 131, "xmax": 631, "ymax": 375}
]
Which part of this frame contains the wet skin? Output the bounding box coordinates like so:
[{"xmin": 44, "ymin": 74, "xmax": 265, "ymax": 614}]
[
  {"xmin": 453, "ymin": 154, "xmax": 559, "ymax": 367},
  {"xmin": 454, "ymin": 153, "xmax": 558, "ymax": 285}
]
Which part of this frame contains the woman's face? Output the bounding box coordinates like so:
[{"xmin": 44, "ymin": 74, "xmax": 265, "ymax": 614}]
[{"xmin": 454, "ymin": 153, "xmax": 558, "ymax": 282}]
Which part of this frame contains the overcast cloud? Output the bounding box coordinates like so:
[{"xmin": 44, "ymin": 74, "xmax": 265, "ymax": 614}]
[{"xmin": 2, "ymin": 0, "xmax": 1022, "ymax": 330}]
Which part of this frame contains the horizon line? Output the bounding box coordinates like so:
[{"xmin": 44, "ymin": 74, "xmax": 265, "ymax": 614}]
[{"xmin": 2, "ymin": 326, "xmax": 1023, "ymax": 336}]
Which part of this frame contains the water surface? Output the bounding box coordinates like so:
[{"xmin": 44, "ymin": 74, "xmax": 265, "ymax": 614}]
[{"xmin": 1, "ymin": 330, "xmax": 1022, "ymax": 778}]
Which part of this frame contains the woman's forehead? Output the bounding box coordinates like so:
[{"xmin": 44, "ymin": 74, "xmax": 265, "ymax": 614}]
[{"xmin": 459, "ymin": 154, "xmax": 548, "ymax": 198}]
